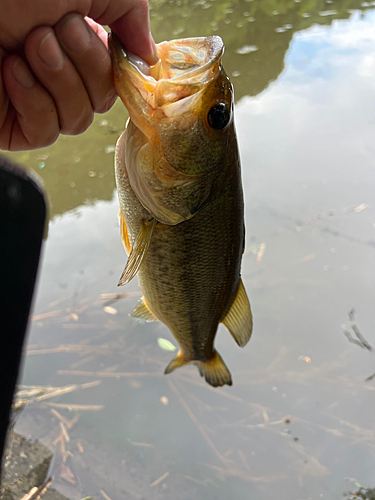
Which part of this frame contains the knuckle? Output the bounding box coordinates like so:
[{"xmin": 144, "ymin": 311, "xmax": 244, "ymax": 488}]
[
  {"xmin": 94, "ymin": 90, "xmax": 117, "ymax": 114},
  {"xmin": 0, "ymin": 135, "xmax": 10, "ymax": 151},
  {"xmin": 64, "ymin": 107, "xmax": 93, "ymax": 135},
  {"xmin": 27, "ymin": 118, "xmax": 59, "ymax": 149},
  {"xmin": 38, "ymin": 130, "xmax": 60, "ymax": 148}
]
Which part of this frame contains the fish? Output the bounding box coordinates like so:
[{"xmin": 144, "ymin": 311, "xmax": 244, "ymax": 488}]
[{"xmin": 109, "ymin": 34, "xmax": 253, "ymax": 387}]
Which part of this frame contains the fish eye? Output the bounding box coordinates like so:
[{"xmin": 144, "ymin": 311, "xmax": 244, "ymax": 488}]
[{"xmin": 207, "ymin": 103, "xmax": 231, "ymax": 131}]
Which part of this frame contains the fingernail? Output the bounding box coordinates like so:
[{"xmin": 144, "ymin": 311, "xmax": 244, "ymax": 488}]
[
  {"xmin": 61, "ymin": 15, "xmax": 91, "ymax": 52},
  {"xmin": 13, "ymin": 58, "xmax": 35, "ymax": 88},
  {"xmin": 38, "ymin": 32, "xmax": 64, "ymax": 69}
]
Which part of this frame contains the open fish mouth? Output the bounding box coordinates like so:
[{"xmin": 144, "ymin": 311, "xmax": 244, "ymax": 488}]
[{"xmin": 110, "ymin": 34, "xmax": 224, "ymax": 110}]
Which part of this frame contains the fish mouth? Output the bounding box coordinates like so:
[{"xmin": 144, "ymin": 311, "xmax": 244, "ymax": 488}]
[
  {"xmin": 110, "ymin": 35, "xmax": 227, "ymax": 225},
  {"xmin": 109, "ymin": 34, "xmax": 224, "ymax": 117}
]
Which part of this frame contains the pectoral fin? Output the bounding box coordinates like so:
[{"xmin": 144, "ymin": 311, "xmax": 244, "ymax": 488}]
[
  {"xmin": 221, "ymin": 279, "xmax": 253, "ymax": 347},
  {"xmin": 118, "ymin": 219, "xmax": 156, "ymax": 286},
  {"xmin": 130, "ymin": 297, "xmax": 159, "ymax": 322}
]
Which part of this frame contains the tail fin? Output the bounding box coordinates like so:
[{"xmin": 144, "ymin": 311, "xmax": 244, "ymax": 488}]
[
  {"xmin": 194, "ymin": 351, "xmax": 232, "ymax": 387},
  {"xmin": 164, "ymin": 350, "xmax": 232, "ymax": 388}
]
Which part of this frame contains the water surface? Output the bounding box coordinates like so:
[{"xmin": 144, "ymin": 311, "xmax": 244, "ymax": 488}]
[{"xmin": 6, "ymin": 1, "xmax": 375, "ymax": 498}]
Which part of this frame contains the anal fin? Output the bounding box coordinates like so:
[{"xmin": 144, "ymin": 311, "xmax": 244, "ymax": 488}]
[
  {"xmin": 118, "ymin": 218, "xmax": 156, "ymax": 286},
  {"xmin": 164, "ymin": 351, "xmax": 188, "ymax": 374},
  {"xmin": 130, "ymin": 297, "xmax": 159, "ymax": 322},
  {"xmin": 221, "ymin": 278, "xmax": 253, "ymax": 347}
]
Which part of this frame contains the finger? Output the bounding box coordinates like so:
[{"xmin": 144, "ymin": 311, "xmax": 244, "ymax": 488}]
[
  {"xmin": 54, "ymin": 13, "xmax": 117, "ymax": 114},
  {"xmin": 85, "ymin": 17, "xmax": 109, "ymax": 48},
  {"xmin": 24, "ymin": 26, "xmax": 94, "ymax": 135},
  {"xmin": 0, "ymin": 47, "xmax": 9, "ymax": 130},
  {"xmin": 92, "ymin": 0, "xmax": 158, "ymax": 65},
  {"xmin": 2, "ymin": 0, "xmax": 157, "ymax": 66},
  {"xmin": 1, "ymin": 55, "xmax": 60, "ymax": 150}
]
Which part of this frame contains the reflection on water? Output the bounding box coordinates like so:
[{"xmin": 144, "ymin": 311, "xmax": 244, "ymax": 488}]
[
  {"xmin": 6, "ymin": 0, "xmax": 374, "ymax": 218},
  {"xmin": 150, "ymin": 0, "xmax": 374, "ymax": 99},
  {"xmin": 5, "ymin": 1, "xmax": 375, "ymax": 499}
]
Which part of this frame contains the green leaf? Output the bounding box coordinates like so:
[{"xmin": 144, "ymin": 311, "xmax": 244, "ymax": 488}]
[{"xmin": 157, "ymin": 338, "xmax": 177, "ymax": 351}]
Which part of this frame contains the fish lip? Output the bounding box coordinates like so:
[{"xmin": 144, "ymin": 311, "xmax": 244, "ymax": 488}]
[
  {"xmin": 109, "ymin": 32, "xmax": 157, "ymax": 91},
  {"xmin": 109, "ymin": 33, "xmax": 225, "ymax": 108},
  {"xmin": 154, "ymin": 35, "xmax": 224, "ymax": 84}
]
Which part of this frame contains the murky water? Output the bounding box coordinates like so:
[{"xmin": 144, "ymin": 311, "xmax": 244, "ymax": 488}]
[{"xmin": 5, "ymin": 0, "xmax": 375, "ymax": 498}]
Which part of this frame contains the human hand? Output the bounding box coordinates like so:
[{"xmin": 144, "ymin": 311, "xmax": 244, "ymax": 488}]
[{"xmin": 0, "ymin": 0, "xmax": 158, "ymax": 151}]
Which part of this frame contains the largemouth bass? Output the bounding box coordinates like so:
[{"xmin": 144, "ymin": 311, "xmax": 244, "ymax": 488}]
[{"xmin": 110, "ymin": 34, "xmax": 252, "ymax": 387}]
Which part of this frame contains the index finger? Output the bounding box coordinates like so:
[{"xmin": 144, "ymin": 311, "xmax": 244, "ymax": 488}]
[
  {"xmin": 92, "ymin": 0, "xmax": 158, "ymax": 65},
  {"xmin": 1, "ymin": 0, "xmax": 158, "ymax": 66},
  {"xmin": 0, "ymin": 47, "xmax": 9, "ymax": 133}
]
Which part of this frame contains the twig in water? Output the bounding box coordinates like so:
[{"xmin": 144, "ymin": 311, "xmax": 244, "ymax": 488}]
[
  {"xmin": 20, "ymin": 478, "xmax": 52, "ymax": 500},
  {"xmin": 14, "ymin": 381, "xmax": 101, "ymax": 409},
  {"xmin": 349, "ymin": 309, "xmax": 373, "ymax": 351},
  {"xmin": 31, "ymin": 310, "xmax": 61, "ymax": 321},
  {"xmin": 178, "ymin": 373, "xmax": 272, "ymax": 413},
  {"xmin": 167, "ymin": 380, "xmax": 231, "ymax": 468},
  {"xmin": 63, "ymin": 324, "xmax": 97, "ymax": 329},
  {"xmin": 100, "ymin": 490, "xmax": 113, "ymax": 500},
  {"xmin": 50, "ymin": 408, "xmax": 69, "ymax": 424},
  {"xmin": 127, "ymin": 438, "xmax": 154, "ymax": 448},
  {"xmin": 70, "ymin": 355, "xmax": 98, "ymax": 369},
  {"xmin": 20, "ymin": 487, "xmax": 38, "ymax": 500},
  {"xmin": 205, "ymin": 463, "xmax": 282, "ymax": 483},
  {"xmin": 150, "ymin": 471, "xmax": 170, "ymax": 487},
  {"xmin": 60, "ymin": 433, "xmax": 66, "ymax": 463},
  {"xmin": 59, "ymin": 422, "xmax": 70, "ymax": 442},
  {"xmin": 46, "ymin": 403, "xmax": 104, "ymax": 411},
  {"xmin": 182, "ymin": 474, "xmax": 213, "ymax": 486},
  {"xmin": 100, "ymin": 291, "xmax": 141, "ymax": 300},
  {"xmin": 343, "ymin": 309, "xmax": 373, "ymax": 350},
  {"xmin": 27, "ymin": 345, "xmax": 113, "ymax": 355},
  {"xmin": 56, "ymin": 369, "xmax": 161, "ymax": 378}
]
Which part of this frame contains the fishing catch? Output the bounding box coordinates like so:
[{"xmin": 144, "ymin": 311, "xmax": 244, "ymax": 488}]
[{"xmin": 109, "ymin": 34, "xmax": 252, "ymax": 387}]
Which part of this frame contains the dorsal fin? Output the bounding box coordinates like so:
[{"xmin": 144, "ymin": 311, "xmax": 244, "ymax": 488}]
[
  {"xmin": 130, "ymin": 297, "xmax": 159, "ymax": 322},
  {"xmin": 118, "ymin": 219, "xmax": 156, "ymax": 286},
  {"xmin": 221, "ymin": 279, "xmax": 253, "ymax": 347}
]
